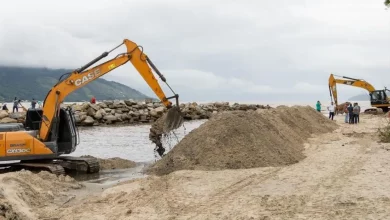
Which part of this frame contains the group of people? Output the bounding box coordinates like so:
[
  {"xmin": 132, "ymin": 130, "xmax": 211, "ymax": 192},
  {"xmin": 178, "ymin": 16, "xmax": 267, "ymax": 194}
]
[
  {"xmin": 316, "ymin": 101, "xmax": 336, "ymax": 120},
  {"xmin": 1, "ymin": 97, "xmax": 41, "ymax": 113},
  {"xmin": 315, "ymin": 100, "xmax": 361, "ymax": 123},
  {"xmin": 343, "ymin": 102, "xmax": 361, "ymax": 124}
]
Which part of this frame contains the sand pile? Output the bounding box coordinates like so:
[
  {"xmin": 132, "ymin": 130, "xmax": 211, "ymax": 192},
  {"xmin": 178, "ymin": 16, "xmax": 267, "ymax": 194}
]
[
  {"xmin": 81, "ymin": 155, "xmax": 136, "ymax": 170},
  {"xmin": 147, "ymin": 105, "xmax": 338, "ymax": 175},
  {"xmin": 0, "ymin": 170, "xmax": 82, "ymax": 219}
]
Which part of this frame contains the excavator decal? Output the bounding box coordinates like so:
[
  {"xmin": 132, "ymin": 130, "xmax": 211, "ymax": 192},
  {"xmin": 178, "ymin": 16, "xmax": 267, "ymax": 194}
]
[{"xmin": 74, "ymin": 68, "xmax": 102, "ymax": 86}]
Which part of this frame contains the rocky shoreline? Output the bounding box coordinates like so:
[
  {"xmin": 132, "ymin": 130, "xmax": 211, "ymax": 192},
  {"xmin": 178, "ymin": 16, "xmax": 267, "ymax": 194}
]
[{"xmin": 0, "ymin": 101, "xmax": 272, "ymax": 126}]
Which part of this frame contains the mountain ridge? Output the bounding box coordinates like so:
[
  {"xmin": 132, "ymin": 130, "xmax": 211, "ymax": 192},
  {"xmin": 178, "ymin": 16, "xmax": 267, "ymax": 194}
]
[
  {"xmin": 348, "ymin": 94, "xmax": 369, "ymax": 101},
  {"xmin": 0, "ymin": 66, "xmax": 150, "ymax": 102}
]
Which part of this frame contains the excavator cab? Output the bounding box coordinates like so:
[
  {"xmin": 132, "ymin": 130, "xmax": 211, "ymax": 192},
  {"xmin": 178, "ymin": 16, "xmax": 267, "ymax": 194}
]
[
  {"xmin": 24, "ymin": 107, "xmax": 78, "ymax": 155},
  {"xmin": 370, "ymin": 90, "xmax": 390, "ymax": 106}
]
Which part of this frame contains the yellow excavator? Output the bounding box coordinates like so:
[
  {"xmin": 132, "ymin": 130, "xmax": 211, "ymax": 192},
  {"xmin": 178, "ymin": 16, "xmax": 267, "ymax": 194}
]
[
  {"xmin": 328, "ymin": 73, "xmax": 390, "ymax": 113},
  {"xmin": 0, "ymin": 39, "xmax": 184, "ymax": 175}
]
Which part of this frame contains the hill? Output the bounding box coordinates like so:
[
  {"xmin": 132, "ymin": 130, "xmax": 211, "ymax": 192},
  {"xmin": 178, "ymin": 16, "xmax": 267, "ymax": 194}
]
[
  {"xmin": 348, "ymin": 94, "xmax": 369, "ymax": 101},
  {"xmin": 0, "ymin": 66, "xmax": 150, "ymax": 102},
  {"xmin": 348, "ymin": 90, "xmax": 390, "ymax": 101}
]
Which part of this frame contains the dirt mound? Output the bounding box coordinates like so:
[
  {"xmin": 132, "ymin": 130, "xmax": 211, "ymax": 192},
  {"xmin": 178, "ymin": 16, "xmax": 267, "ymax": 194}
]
[
  {"xmin": 0, "ymin": 170, "xmax": 82, "ymax": 219},
  {"xmin": 81, "ymin": 155, "xmax": 136, "ymax": 170},
  {"xmin": 147, "ymin": 105, "xmax": 338, "ymax": 175}
]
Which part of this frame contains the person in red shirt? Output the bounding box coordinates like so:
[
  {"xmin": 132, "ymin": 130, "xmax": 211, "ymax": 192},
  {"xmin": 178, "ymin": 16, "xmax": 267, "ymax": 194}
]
[{"xmin": 90, "ymin": 96, "xmax": 96, "ymax": 104}]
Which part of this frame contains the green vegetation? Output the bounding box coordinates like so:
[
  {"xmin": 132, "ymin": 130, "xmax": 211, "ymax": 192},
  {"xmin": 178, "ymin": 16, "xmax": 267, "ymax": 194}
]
[
  {"xmin": 378, "ymin": 121, "xmax": 390, "ymax": 143},
  {"xmin": 0, "ymin": 66, "xmax": 150, "ymax": 102},
  {"xmin": 386, "ymin": 0, "xmax": 390, "ymax": 7}
]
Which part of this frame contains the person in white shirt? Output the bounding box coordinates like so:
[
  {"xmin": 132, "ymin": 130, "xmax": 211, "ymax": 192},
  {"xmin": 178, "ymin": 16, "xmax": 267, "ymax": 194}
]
[{"xmin": 327, "ymin": 102, "xmax": 335, "ymax": 120}]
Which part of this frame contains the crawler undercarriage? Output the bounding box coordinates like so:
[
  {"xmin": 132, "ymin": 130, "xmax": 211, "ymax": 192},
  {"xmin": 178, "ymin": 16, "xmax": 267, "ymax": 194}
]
[{"xmin": 0, "ymin": 156, "xmax": 100, "ymax": 175}]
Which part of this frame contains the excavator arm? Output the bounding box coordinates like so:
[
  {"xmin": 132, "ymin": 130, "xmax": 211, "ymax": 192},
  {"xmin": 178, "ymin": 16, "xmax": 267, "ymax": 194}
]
[
  {"xmin": 39, "ymin": 39, "xmax": 181, "ymax": 141},
  {"xmin": 328, "ymin": 73, "xmax": 376, "ymax": 107}
]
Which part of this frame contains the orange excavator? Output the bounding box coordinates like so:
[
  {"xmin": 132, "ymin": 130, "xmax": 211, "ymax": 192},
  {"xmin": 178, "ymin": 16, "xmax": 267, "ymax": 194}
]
[{"xmin": 0, "ymin": 39, "xmax": 184, "ymax": 175}]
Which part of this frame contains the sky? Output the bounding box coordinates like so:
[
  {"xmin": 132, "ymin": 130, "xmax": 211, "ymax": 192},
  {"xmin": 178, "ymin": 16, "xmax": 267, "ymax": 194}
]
[{"xmin": 0, "ymin": 0, "xmax": 389, "ymax": 103}]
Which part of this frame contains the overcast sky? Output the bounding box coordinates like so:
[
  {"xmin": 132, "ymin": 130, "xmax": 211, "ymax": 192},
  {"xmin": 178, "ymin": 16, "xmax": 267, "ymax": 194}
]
[{"xmin": 0, "ymin": 0, "xmax": 389, "ymax": 103}]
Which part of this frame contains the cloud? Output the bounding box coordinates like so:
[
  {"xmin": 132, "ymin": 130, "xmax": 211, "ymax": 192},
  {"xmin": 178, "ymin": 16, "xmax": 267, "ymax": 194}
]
[{"xmin": 0, "ymin": 0, "xmax": 389, "ymax": 102}]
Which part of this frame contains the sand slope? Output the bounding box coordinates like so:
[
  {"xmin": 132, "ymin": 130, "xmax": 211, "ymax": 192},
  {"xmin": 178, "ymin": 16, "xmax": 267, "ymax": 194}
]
[
  {"xmin": 0, "ymin": 170, "xmax": 83, "ymax": 220},
  {"xmin": 148, "ymin": 106, "xmax": 338, "ymax": 175},
  {"xmin": 49, "ymin": 113, "xmax": 390, "ymax": 220}
]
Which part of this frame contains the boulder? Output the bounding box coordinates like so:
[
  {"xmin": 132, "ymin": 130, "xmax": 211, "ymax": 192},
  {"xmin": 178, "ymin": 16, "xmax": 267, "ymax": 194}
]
[
  {"xmin": 128, "ymin": 111, "xmax": 140, "ymax": 117},
  {"xmin": 104, "ymin": 108, "xmax": 111, "ymax": 113},
  {"xmin": 103, "ymin": 115, "xmax": 117, "ymax": 122},
  {"xmin": 0, "ymin": 117, "xmax": 17, "ymax": 123},
  {"xmin": 121, "ymin": 114, "xmax": 130, "ymax": 120},
  {"xmin": 87, "ymin": 107, "xmax": 96, "ymax": 117},
  {"xmin": 239, "ymin": 104, "xmax": 248, "ymax": 111},
  {"xmin": 147, "ymin": 103, "xmax": 154, "ymax": 108},
  {"xmin": 72, "ymin": 105, "xmax": 83, "ymax": 111},
  {"xmin": 97, "ymin": 102, "xmax": 108, "ymax": 108},
  {"xmin": 191, "ymin": 114, "xmax": 200, "ymax": 120},
  {"xmin": 80, "ymin": 114, "xmax": 87, "ymax": 122},
  {"xmin": 104, "ymin": 101, "xmax": 114, "ymax": 106},
  {"xmin": 150, "ymin": 109, "xmax": 158, "ymax": 117},
  {"xmin": 82, "ymin": 116, "xmax": 95, "ymax": 126},
  {"xmin": 94, "ymin": 110, "xmax": 103, "ymax": 119},
  {"xmin": 155, "ymin": 106, "xmax": 165, "ymax": 114},
  {"xmin": 89, "ymin": 104, "xmax": 100, "ymax": 111},
  {"xmin": 113, "ymin": 100, "xmax": 126, "ymax": 108},
  {"xmin": 79, "ymin": 112, "xmax": 88, "ymax": 116},
  {"xmin": 117, "ymin": 107, "xmax": 129, "ymax": 113},
  {"xmin": 140, "ymin": 115, "xmax": 148, "ymax": 122},
  {"xmin": 153, "ymin": 103, "xmax": 162, "ymax": 108},
  {"xmin": 8, "ymin": 112, "xmax": 26, "ymax": 120},
  {"xmin": 124, "ymin": 100, "xmax": 137, "ymax": 106},
  {"xmin": 81, "ymin": 103, "xmax": 90, "ymax": 111},
  {"xmin": 0, "ymin": 111, "xmax": 8, "ymax": 119},
  {"xmin": 74, "ymin": 115, "xmax": 82, "ymax": 123}
]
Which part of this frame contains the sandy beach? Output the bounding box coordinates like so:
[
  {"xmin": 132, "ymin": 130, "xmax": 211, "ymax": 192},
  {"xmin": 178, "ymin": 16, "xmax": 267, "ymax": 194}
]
[{"xmin": 1, "ymin": 110, "xmax": 389, "ymax": 220}]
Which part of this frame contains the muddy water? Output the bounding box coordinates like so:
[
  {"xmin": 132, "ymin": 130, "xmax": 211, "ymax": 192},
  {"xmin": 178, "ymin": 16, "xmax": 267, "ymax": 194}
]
[
  {"xmin": 66, "ymin": 120, "xmax": 206, "ymax": 185},
  {"xmin": 70, "ymin": 120, "xmax": 206, "ymax": 163}
]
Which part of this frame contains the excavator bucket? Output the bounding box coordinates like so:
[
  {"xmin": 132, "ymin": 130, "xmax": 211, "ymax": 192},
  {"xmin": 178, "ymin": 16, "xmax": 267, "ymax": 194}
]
[{"xmin": 163, "ymin": 106, "xmax": 184, "ymax": 133}]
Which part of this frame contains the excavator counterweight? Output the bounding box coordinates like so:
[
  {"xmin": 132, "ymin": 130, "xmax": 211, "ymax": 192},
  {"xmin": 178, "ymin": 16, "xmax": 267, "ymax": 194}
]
[{"xmin": 0, "ymin": 39, "xmax": 184, "ymax": 175}]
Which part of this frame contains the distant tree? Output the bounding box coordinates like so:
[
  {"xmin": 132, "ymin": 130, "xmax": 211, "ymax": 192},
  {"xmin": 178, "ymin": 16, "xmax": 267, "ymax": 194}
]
[{"xmin": 386, "ymin": 0, "xmax": 390, "ymax": 7}]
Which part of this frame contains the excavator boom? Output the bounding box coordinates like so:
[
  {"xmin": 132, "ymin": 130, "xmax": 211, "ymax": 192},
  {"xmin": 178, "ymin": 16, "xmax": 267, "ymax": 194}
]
[{"xmin": 39, "ymin": 39, "xmax": 182, "ymax": 141}]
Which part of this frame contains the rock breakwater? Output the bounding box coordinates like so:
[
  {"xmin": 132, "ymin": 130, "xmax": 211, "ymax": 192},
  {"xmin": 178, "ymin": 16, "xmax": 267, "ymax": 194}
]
[
  {"xmin": 0, "ymin": 101, "xmax": 271, "ymax": 126},
  {"xmin": 71, "ymin": 101, "xmax": 271, "ymax": 126}
]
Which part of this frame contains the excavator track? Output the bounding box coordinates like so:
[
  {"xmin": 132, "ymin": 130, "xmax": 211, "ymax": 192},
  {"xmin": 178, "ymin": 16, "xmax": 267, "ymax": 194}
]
[
  {"xmin": 53, "ymin": 156, "xmax": 100, "ymax": 174},
  {"xmin": 0, "ymin": 156, "xmax": 100, "ymax": 176},
  {"xmin": 0, "ymin": 162, "xmax": 66, "ymax": 175}
]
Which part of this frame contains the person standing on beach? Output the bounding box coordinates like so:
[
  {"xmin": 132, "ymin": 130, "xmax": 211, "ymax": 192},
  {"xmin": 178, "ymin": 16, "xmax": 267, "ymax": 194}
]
[
  {"xmin": 353, "ymin": 103, "xmax": 360, "ymax": 124},
  {"xmin": 356, "ymin": 103, "xmax": 361, "ymax": 123},
  {"xmin": 343, "ymin": 103, "xmax": 349, "ymax": 123},
  {"xmin": 327, "ymin": 102, "xmax": 335, "ymax": 120},
  {"xmin": 347, "ymin": 103, "xmax": 354, "ymax": 124},
  {"xmin": 316, "ymin": 101, "xmax": 321, "ymax": 112}
]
